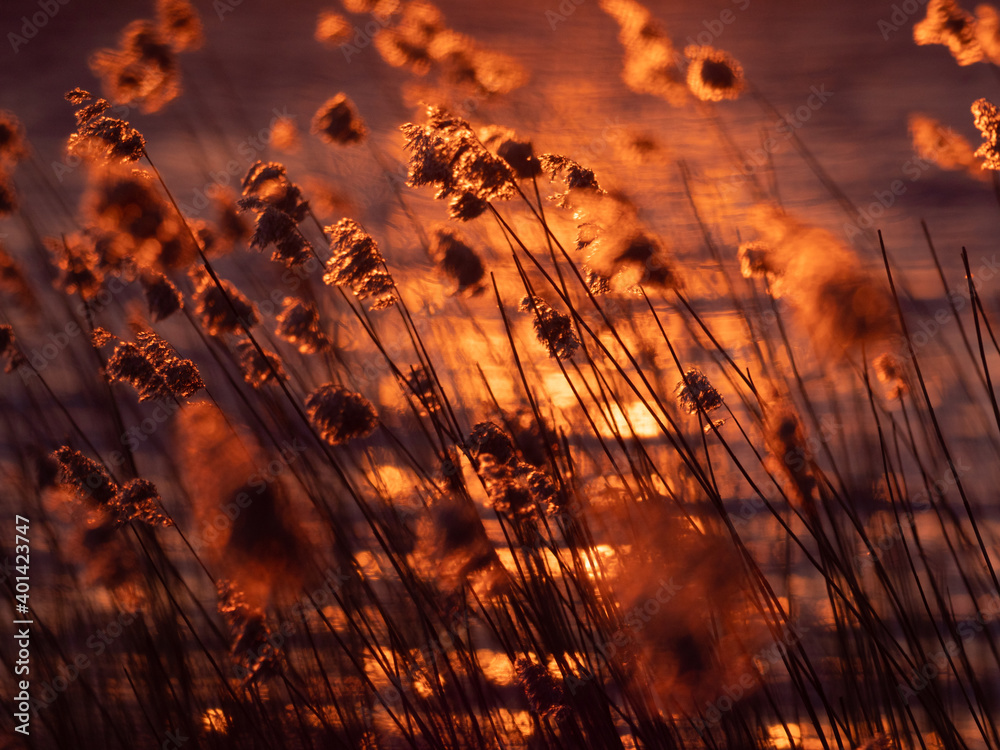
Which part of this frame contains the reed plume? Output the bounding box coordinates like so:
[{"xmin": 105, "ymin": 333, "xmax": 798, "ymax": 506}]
[
  {"xmin": 241, "ymin": 197, "xmax": 313, "ymax": 267},
  {"xmin": 874, "ymin": 353, "xmax": 909, "ymax": 400},
  {"xmin": 750, "ymin": 207, "xmax": 897, "ymax": 353},
  {"xmin": 764, "ymin": 405, "xmax": 817, "ymax": 507},
  {"xmin": 518, "ymin": 295, "xmax": 580, "ymax": 360},
  {"xmin": 89, "ymin": 20, "xmax": 180, "ymax": 113},
  {"xmin": 275, "ymin": 297, "xmax": 330, "ymax": 354},
  {"xmin": 737, "ymin": 240, "xmax": 778, "ymax": 281},
  {"xmin": 600, "ymin": 0, "xmax": 688, "ymax": 105},
  {"xmin": 315, "ymin": 10, "xmax": 352, "ymax": 46},
  {"xmin": 217, "ymin": 580, "xmax": 285, "ymax": 687},
  {"xmin": 305, "ymin": 383, "xmax": 378, "ymax": 444},
  {"xmin": 46, "ymin": 234, "xmax": 104, "ymax": 300},
  {"xmin": 140, "ymin": 272, "xmax": 183, "ymax": 322},
  {"xmin": 87, "ymin": 168, "xmax": 197, "ymax": 270},
  {"xmin": 240, "ymin": 161, "xmax": 309, "ymax": 222},
  {"xmin": 312, "ymin": 93, "xmax": 368, "ymax": 145},
  {"xmin": 480, "ymin": 125, "xmax": 542, "ymax": 180},
  {"xmin": 373, "ymin": 1, "xmax": 441, "ymax": 74},
  {"xmin": 192, "ymin": 268, "xmax": 259, "ymax": 335},
  {"xmin": 674, "ymin": 368, "xmax": 723, "ymax": 416},
  {"xmin": 401, "ymin": 107, "xmax": 515, "ymax": 216},
  {"xmin": 0, "ymin": 324, "xmax": 26, "ymax": 373},
  {"xmin": 684, "ymin": 45, "xmax": 745, "ymax": 102},
  {"xmin": 113, "ymin": 478, "xmax": 171, "ymax": 527},
  {"xmin": 909, "ymin": 113, "xmax": 986, "ymax": 177},
  {"xmin": 429, "ymin": 226, "xmax": 485, "ymax": 294},
  {"xmin": 178, "ymin": 403, "xmax": 310, "ymax": 605},
  {"xmin": 323, "ymin": 218, "xmax": 397, "ymax": 309},
  {"xmin": 972, "ymin": 97, "xmax": 1000, "ymax": 169},
  {"xmin": 914, "ymin": 0, "xmax": 984, "ymax": 65},
  {"xmin": 514, "ymin": 658, "xmax": 569, "ymax": 721},
  {"xmin": 66, "ymin": 89, "xmax": 146, "ymax": 164},
  {"xmin": 52, "ymin": 447, "xmax": 118, "ymax": 506},
  {"xmin": 104, "ymin": 330, "xmax": 205, "ymax": 402},
  {"xmin": 156, "ymin": 0, "xmax": 203, "ymax": 52},
  {"xmin": 0, "ymin": 111, "xmax": 28, "ymax": 167},
  {"xmin": 234, "ymin": 339, "xmax": 287, "ymax": 388}
]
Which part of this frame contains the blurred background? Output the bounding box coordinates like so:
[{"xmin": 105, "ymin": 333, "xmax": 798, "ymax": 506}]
[{"xmin": 2, "ymin": 0, "xmax": 998, "ymax": 280}]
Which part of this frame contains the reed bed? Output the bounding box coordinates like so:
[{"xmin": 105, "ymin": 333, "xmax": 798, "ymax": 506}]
[{"xmin": 3, "ymin": 1, "xmax": 1000, "ymax": 748}]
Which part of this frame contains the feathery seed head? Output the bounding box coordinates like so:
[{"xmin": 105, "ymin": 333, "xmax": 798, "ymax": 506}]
[
  {"xmin": 909, "ymin": 113, "xmax": 982, "ymax": 173},
  {"xmin": 241, "ymin": 199, "xmax": 313, "ymax": 267},
  {"xmin": 404, "ymin": 365, "xmax": 440, "ymax": 414},
  {"xmin": 316, "ymin": 11, "xmax": 352, "ymax": 45},
  {"xmin": 874, "ymin": 353, "xmax": 909, "ymax": 399},
  {"xmin": 141, "ymin": 272, "xmax": 183, "ymax": 322},
  {"xmin": 447, "ymin": 191, "xmax": 489, "ymax": 221},
  {"xmin": 113, "ymin": 478, "xmax": 171, "ymax": 527},
  {"xmin": 469, "ymin": 421, "xmax": 517, "ymax": 466},
  {"xmin": 234, "ymin": 339, "xmax": 287, "ymax": 388},
  {"xmin": 106, "ymin": 331, "xmax": 204, "ymax": 402},
  {"xmin": 519, "ymin": 295, "xmax": 580, "ymax": 360},
  {"xmin": 685, "ymin": 45, "xmax": 745, "ymax": 101},
  {"xmin": 65, "ymin": 88, "xmax": 92, "ymax": 104},
  {"xmin": 192, "ymin": 269, "xmax": 259, "ymax": 335},
  {"xmin": 401, "ymin": 107, "xmax": 515, "ymax": 206},
  {"xmin": 312, "ymin": 93, "xmax": 368, "ymax": 145},
  {"xmin": 0, "ymin": 112, "xmax": 29, "ymax": 168},
  {"xmin": 539, "ymin": 153, "xmax": 604, "ymax": 208},
  {"xmin": 240, "ymin": 161, "xmax": 308, "ymax": 222},
  {"xmin": 306, "ymin": 384, "xmax": 378, "ymax": 444},
  {"xmin": 914, "ymin": 0, "xmax": 984, "ymax": 65},
  {"xmin": 737, "ymin": 241, "xmax": 777, "ymax": 280},
  {"xmin": 67, "ymin": 94, "xmax": 146, "ymax": 164},
  {"xmin": 156, "ymin": 0, "xmax": 203, "ymax": 52},
  {"xmin": 972, "ymin": 97, "xmax": 1000, "ymax": 169},
  {"xmin": 53, "ymin": 447, "xmax": 118, "ymax": 506},
  {"xmin": 514, "ymin": 658, "xmax": 569, "ymax": 720},
  {"xmin": 601, "ymin": 0, "xmax": 688, "ymax": 104},
  {"xmin": 480, "ymin": 125, "xmax": 541, "ymax": 179},
  {"xmin": 47, "ymin": 234, "xmax": 105, "ymax": 300},
  {"xmin": 217, "ymin": 581, "xmax": 285, "ymax": 687},
  {"xmin": 0, "ymin": 324, "xmax": 27, "ymax": 373},
  {"xmin": 323, "ymin": 218, "xmax": 397, "ymax": 309},
  {"xmin": 429, "ymin": 227, "xmax": 485, "ymax": 293},
  {"xmin": 275, "ymin": 297, "xmax": 329, "ymax": 354},
  {"xmin": 765, "ymin": 406, "xmax": 817, "ymax": 506},
  {"xmin": 674, "ymin": 368, "xmax": 723, "ymax": 416},
  {"xmin": 89, "ymin": 20, "xmax": 180, "ymax": 113},
  {"xmin": 0, "ymin": 179, "xmax": 17, "ymax": 217}
]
